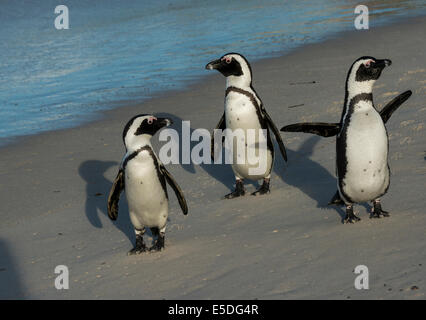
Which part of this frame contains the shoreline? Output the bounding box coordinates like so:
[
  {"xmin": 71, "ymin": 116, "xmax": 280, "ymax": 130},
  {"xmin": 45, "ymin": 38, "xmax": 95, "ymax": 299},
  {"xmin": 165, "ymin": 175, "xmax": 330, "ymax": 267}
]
[
  {"xmin": 0, "ymin": 15, "xmax": 425, "ymax": 299},
  {"xmin": 1, "ymin": 14, "xmax": 425, "ymax": 150}
]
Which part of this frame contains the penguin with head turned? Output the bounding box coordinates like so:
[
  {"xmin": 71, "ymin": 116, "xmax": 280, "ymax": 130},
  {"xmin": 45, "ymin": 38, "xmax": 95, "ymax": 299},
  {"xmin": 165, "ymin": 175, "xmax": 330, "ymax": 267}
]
[
  {"xmin": 108, "ymin": 115, "xmax": 188, "ymax": 254},
  {"xmin": 281, "ymin": 56, "xmax": 412, "ymax": 223},
  {"xmin": 206, "ymin": 53, "xmax": 287, "ymax": 198}
]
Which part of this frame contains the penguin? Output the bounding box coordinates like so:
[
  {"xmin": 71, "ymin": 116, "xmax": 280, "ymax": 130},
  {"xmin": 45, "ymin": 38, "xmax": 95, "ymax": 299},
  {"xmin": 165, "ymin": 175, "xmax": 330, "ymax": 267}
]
[
  {"xmin": 107, "ymin": 115, "xmax": 188, "ymax": 254},
  {"xmin": 281, "ymin": 56, "xmax": 412, "ymax": 223},
  {"xmin": 206, "ymin": 53, "xmax": 287, "ymax": 198}
]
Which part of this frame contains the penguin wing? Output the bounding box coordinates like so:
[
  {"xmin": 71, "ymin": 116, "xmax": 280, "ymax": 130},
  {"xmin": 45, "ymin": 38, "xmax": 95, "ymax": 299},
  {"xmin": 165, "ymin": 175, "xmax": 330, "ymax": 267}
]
[
  {"xmin": 160, "ymin": 165, "xmax": 188, "ymax": 215},
  {"xmin": 380, "ymin": 90, "xmax": 412, "ymax": 123},
  {"xmin": 107, "ymin": 169, "xmax": 125, "ymax": 221},
  {"xmin": 262, "ymin": 108, "xmax": 288, "ymax": 162},
  {"xmin": 280, "ymin": 122, "xmax": 341, "ymax": 137},
  {"xmin": 211, "ymin": 113, "xmax": 226, "ymax": 161}
]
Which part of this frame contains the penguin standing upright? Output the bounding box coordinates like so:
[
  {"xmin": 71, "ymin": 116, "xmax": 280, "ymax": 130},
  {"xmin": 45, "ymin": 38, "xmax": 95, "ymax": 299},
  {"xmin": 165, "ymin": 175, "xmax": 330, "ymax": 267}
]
[
  {"xmin": 108, "ymin": 115, "xmax": 188, "ymax": 254},
  {"xmin": 281, "ymin": 56, "xmax": 412, "ymax": 223},
  {"xmin": 206, "ymin": 53, "xmax": 287, "ymax": 198}
]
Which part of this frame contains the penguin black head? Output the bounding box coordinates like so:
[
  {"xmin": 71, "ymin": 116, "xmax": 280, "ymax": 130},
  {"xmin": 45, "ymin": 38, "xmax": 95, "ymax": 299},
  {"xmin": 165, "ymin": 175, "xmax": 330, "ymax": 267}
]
[
  {"xmin": 122, "ymin": 114, "xmax": 172, "ymax": 149},
  {"xmin": 352, "ymin": 56, "xmax": 392, "ymax": 82},
  {"xmin": 206, "ymin": 53, "xmax": 252, "ymax": 87},
  {"xmin": 346, "ymin": 56, "xmax": 392, "ymax": 93}
]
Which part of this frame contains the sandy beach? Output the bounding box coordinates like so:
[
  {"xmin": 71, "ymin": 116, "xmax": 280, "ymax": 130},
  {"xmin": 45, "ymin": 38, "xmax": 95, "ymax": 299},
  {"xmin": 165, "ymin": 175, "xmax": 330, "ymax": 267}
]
[{"xmin": 0, "ymin": 16, "xmax": 425, "ymax": 299}]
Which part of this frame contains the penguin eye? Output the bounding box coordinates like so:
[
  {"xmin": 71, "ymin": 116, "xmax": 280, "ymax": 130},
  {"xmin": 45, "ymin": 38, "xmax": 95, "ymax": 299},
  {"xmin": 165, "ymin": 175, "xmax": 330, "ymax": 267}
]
[
  {"xmin": 365, "ymin": 60, "xmax": 373, "ymax": 68},
  {"xmin": 222, "ymin": 57, "xmax": 232, "ymax": 64},
  {"xmin": 147, "ymin": 117, "xmax": 156, "ymax": 125}
]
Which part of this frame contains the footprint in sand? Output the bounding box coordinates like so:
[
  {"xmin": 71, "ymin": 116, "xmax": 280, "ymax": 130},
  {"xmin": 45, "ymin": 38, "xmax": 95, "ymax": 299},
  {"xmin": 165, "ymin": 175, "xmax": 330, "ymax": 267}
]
[
  {"xmin": 412, "ymin": 123, "xmax": 424, "ymax": 131},
  {"xmin": 399, "ymin": 68, "xmax": 426, "ymax": 82},
  {"xmin": 400, "ymin": 120, "xmax": 415, "ymax": 127},
  {"xmin": 399, "ymin": 136, "xmax": 414, "ymax": 145},
  {"xmin": 382, "ymin": 91, "xmax": 399, "ymax": 98},
  {"xmin": 391, "ymin": 152, "xmax": 403, "ymax": 160}
]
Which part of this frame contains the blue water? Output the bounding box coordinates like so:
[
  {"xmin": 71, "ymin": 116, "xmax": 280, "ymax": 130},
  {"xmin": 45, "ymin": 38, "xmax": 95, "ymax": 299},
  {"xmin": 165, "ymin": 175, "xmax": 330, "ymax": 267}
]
[{"xmin": 0, "ymin": 0, "xmax": 425, "ymax": 142}]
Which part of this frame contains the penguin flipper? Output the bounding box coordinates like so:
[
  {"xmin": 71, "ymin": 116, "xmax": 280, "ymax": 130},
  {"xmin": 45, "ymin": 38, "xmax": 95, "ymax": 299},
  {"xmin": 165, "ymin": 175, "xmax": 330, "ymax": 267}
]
[
  {"xmin": 211, "ymin": 113, "xmax": 226, "ymax": 161},
  {"xmin": 107, "ymin": 169, "xmax": 125, "ymax": 221},
  {"xmin": 160, "ymin": 165, "xmax": 188, "ymax": 215},
  {"xmin": 280, "ymin": 122, "xmax": 340, "ymax": 137},
  {"xmin": 262, "ymin": 109, "xmax": 288, "ymax": 162},
  {"xmin": 380, "ymin": 90, "xmax": 412, "ymax": 123}
]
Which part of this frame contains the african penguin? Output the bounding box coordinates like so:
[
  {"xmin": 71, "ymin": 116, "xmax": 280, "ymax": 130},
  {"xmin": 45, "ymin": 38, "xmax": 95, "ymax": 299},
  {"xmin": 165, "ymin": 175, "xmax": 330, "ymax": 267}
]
[
  {"xmin": 281, "ymin": 56, "xmax": 412, "ymax": 223},
  {"xmin": 108, "ymin": 115, "xmax": 188, "ymax": 254},
  {"xmin": 206, "ymin": 53, "xmax": 287, "ymax": 198}
]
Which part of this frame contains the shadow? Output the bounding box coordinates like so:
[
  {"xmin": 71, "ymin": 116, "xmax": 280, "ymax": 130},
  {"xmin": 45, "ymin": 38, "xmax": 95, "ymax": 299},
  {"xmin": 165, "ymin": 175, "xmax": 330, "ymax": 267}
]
[
  {"xmin": 0, "ymin": 239, "xmax": 26, "ymax": 299},
  {"xmin": 279, "ymin": 136, "xmax": 345, "ymax": 219},
  {"xmin": 78, "ymin": 160, "xmax": 134, "ymax": 244},
  {"xmin": 155, "ymin": 112, "xmax": 237, "ymax": 190},
  {"xmin": 108, "ymin": 112, "xmax": 343, "ymax": 219},
  {"xmin": 359, "ymin": 202, "xmax": 372, "ymax": 214}
]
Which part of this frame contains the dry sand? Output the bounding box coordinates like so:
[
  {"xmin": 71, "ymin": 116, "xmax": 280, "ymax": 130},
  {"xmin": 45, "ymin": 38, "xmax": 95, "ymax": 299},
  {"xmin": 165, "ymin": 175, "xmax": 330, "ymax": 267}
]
[{"xmin": 0, "ymin": 16, "xmax": 425, "ymax": 299}]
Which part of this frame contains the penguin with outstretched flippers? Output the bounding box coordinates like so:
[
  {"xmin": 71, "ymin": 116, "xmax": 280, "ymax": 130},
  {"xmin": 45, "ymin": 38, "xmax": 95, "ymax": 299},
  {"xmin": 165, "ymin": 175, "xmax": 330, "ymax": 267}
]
[{"xmin": 281, "ymin": 57, "xmax": 412, "ymax": 223}]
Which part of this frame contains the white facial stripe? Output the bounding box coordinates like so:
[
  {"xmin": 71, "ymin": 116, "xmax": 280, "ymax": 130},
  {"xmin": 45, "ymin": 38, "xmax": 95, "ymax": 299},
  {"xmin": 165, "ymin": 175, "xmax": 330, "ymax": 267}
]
[
  {"xmin": 347, "ymin": 59, "xmax": 375, "ymax": 99},
  {"xmin": 130, "ymin": 115, "xmax": 152, "ymax": 128},
  {"xmin": 124, "ymin": 115, "xmax": 154, "ymax": 150},
  {"xmin": 229, "ymin": 54, "xmax": 250, "ymax": 76},
  {"xmin": 340, "ymin": 59, "xmax": 376, "ymax": 128},
  {"xmin": 225, "ymin": 54, "xmax": 252, "ymax": 88}
]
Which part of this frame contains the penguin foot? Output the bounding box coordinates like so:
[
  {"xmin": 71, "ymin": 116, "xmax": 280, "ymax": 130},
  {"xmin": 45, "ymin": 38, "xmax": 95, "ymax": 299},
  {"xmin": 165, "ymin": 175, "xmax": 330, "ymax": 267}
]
[
  {"xmin": 149, "ymin": 234, "xmax": 165, "ymax": 252},
  {"xmin": 343, "ymin": 205, "xmax": 361, "ymax": 224},
  {"xmin": 225, "ymin": 180, "xmax": 245, "ymax": 199},
  {"xmin": 252, "ymin": 179, "xmax": 270, "ymax": 196},
  {"xmin": 149, "ymin": 238, "xmax": 164, "ymax": 252},
  {"xmin": 370, "ymin": 200, "xmax": 390, "ymax": 219},
  {"xmin": 127, "ymin": 235, "xmax": 147, "ymax": 255},
  {"xmin": 128, "ymin": 246, "xmax": 147, "ymax": 255}
]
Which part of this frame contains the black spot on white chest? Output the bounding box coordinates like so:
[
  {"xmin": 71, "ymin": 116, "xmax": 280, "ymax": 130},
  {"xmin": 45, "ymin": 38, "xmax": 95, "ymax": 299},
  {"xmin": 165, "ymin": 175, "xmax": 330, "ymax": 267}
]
[
  {"xmin": 225, "ymin": 93, "xmax": 262, "ymax": 129},
  {"xmin": 125, "ymin": 149, "xmax": 167, "ymax": 195}
]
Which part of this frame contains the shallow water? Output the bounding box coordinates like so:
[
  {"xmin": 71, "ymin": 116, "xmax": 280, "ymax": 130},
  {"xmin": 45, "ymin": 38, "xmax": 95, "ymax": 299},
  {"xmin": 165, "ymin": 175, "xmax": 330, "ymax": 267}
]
[{"xmin": 0, "ymin": 0, "xmax": 425, "ymax": 142}]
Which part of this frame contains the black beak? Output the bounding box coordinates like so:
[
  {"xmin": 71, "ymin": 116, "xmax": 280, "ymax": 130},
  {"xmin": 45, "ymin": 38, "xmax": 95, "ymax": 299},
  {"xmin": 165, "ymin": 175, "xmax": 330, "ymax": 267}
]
[
  {"xmin": 373, "ymin": 59, "xmax": 392, "ymax": 70},
  {"xmin": 205, "ymin": 59, "xmax": 224, "ymax": 70},
  {"xmin": 156, "ymin": 117, "xmax": 173, "ymax": 129}
]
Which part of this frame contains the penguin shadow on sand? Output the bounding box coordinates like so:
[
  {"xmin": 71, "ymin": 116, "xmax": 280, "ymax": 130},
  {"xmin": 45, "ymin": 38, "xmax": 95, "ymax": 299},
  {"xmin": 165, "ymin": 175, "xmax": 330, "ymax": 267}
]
[
  {"xmin": 78, "ymin": 160, "xmax": 135, "ymax": 244},
  {"xmin": 274, "ymin": 135, "xmax": 346, "ymax": 220},
  {"xmin": 154, "ymin": 112, "xmax": 242, "ymax": 192},
  {"xmin": 0, "ymin": 239, "xmax": 25, "ymax": 299}
]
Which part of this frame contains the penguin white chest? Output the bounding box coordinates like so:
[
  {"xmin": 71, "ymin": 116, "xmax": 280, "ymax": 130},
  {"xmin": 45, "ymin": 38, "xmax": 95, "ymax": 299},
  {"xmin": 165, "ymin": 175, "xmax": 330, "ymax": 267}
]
[
  {"xmin": 340, "ymin": 102, "xmax": 390, "ymax": 202},
  {"xmin": 225, "ymin": 93, "xmax": 262, "ymax": 130},
  {"xmin": 224, "ymin": 92, "xmax": 272, "ymax": 180},
  {"xmin": 124, "ymin": 150, "xmax": 168, "ymax": 229}
]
